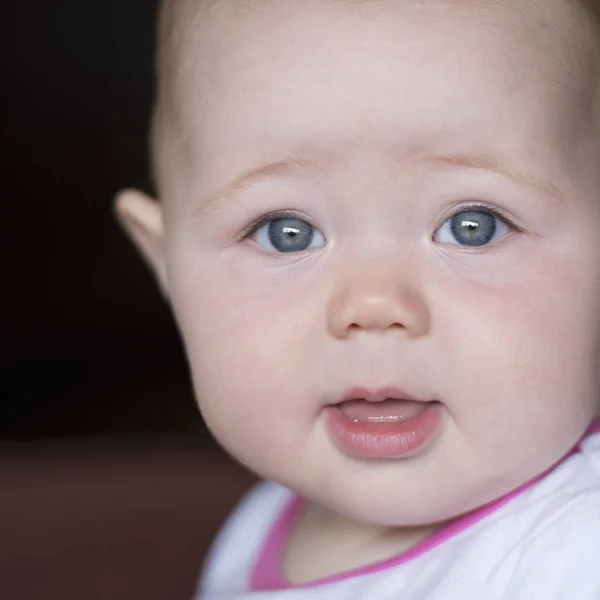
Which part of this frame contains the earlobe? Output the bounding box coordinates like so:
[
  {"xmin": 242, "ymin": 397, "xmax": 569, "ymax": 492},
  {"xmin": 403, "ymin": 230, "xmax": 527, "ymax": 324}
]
[{"xmin": 114, "ymin": 188, "xmax": 169, "ymax": 297}]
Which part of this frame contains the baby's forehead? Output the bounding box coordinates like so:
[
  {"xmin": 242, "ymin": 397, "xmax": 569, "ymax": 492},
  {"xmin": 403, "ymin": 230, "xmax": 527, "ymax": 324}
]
[
  {"xmin": 154, "ymin": 0, "xmax": 599, "ymax": 194},
  {"xmin": 166, "ymin": 0, "xmax": 597, "ymax": 45},
  {"xmin": 163, "ymin": 0, "xmax": 598, "ymax": 106}
]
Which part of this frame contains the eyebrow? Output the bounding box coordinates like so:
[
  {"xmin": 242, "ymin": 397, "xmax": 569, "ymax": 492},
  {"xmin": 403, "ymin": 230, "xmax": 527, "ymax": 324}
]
[
  {"xmin": 429, "ymin": 153, "xmax": 563, "ymax": 202},
  {"xmin": 197, "ymin": 150, "xmax": 563, "ymax": 212},
  {"xmin": 197, "ymin": 155, "xmax": 326, "ymax": 214}
]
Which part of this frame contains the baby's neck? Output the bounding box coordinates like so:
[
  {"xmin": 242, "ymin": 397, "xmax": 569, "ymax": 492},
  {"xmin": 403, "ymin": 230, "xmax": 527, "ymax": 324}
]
[{"xmin": 282, "ymin": 500, "xmax": 443, "ymax": 586}]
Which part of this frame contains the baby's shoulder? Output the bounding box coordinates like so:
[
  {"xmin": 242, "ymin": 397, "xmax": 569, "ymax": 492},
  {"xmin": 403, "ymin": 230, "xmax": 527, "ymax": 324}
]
[
  {"xmin": 523, "ymin": 430, "xmax": 600, "ymax": 539},
  {"xmin": 496, "ymin": 489, "xmax": 600, "ymax": 599},
  {"xmin": 494, "ymin": 437, "xmax": 600, "ymax": 598},
  {"xmin": 198, "ymin": 481, "xmax": 292, "ymax": 596},
  {"xmin": 219, "ymin": 479, "xmax": 293, "ymax": 537}
]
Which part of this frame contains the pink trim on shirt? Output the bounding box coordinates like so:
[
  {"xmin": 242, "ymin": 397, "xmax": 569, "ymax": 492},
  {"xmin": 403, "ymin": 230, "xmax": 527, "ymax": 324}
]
[{"xmin": 251, "ymin": 418, "xmax": 600, "ymax": 592}]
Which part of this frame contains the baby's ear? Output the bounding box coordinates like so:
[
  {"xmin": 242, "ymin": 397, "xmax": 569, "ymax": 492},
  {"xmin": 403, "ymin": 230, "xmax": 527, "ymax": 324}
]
[{"xmin": 114, "ymin": 188, "xmax": 168, "ymax": 297}]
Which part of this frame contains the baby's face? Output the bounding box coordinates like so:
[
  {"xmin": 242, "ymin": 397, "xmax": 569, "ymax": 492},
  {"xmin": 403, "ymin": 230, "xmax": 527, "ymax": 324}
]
[{"xmin": 158, "ymin": 0, "xmax": 600, "ymax": 524}]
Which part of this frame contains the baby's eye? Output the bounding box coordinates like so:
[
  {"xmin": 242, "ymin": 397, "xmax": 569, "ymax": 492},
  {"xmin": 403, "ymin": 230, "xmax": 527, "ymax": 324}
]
[
  {"xmin": 252, "ymin": 216, "xmax": 326, "ymax": 253},
  {"xmin": 433, "ymin": 208, "xmax": 513, "ymax": 247}
]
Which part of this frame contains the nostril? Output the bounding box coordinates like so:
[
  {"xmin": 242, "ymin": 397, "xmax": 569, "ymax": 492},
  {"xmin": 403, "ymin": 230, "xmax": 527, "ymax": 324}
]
[{"xmin": 347, "ymin": 321, "xmax": 404, "ymax": 332}]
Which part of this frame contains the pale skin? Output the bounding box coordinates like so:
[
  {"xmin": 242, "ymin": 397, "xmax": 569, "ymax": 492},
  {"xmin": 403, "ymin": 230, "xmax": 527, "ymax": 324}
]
[{"xmin": 116, "ymin": 0, "xmax": 600, "ymax": 584}]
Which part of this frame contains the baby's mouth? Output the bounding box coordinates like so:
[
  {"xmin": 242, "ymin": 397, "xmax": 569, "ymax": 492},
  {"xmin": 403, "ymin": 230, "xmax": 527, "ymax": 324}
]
[
  {"xmin": 337, "ymin": 398, "xmax": 433, "ymax": 423},
  {"xmin": 326, "ymin": 391, "xmax": 444, "ymax": 459}
]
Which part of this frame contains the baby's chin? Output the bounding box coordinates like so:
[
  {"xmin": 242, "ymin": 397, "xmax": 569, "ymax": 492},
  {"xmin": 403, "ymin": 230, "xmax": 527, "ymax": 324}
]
[
  {"xmin": 306, "ymin": 476, "xmax": 510, "ymax": 532},
  {"xmin": 310, "ymin": 483, "xmax": 483, "ymax": 529},
  {"xmin": 260, "ymin": 455, "xmax": 490, "ymax": 530}
]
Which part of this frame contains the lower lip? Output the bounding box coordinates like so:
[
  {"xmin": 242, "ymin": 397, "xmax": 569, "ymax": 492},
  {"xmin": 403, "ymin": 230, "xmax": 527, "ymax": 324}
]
[{"xmin": 325, "ymin": 402, "xmax": 443, "ymax": 459}]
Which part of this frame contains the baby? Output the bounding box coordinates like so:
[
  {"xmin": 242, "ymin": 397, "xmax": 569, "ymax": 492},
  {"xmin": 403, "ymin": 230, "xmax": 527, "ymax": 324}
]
[{"xmin": 116, "ymin": 0, "xmax": 600, "ymax": 597}]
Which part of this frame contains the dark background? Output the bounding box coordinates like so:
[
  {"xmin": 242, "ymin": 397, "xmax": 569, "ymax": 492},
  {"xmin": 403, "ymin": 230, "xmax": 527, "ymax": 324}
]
[
  {"xmin": 1, "ymin": 5, "xmax": 255, "ymax": 598},
  {"xmin": 2, "ymin": 0, "xmax": 207, "ymax": 441}
]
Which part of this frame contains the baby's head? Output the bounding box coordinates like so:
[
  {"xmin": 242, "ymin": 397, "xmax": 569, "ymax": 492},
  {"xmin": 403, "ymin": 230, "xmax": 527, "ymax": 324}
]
[{"xmin": 117, "ymin": 0, "xmax": 600, "ymax": 527}]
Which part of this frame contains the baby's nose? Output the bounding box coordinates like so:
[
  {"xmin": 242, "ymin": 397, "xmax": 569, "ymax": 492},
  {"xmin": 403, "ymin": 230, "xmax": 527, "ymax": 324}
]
[{"xmin": 327, "ymin": 278, "xmax": 430, "ymax": 340}]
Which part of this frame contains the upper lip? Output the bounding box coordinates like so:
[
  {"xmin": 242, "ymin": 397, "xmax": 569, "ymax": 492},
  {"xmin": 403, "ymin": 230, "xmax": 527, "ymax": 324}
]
[{"xmin": 337, "ymin": 386, "xmax": 420, "ymax": 404}]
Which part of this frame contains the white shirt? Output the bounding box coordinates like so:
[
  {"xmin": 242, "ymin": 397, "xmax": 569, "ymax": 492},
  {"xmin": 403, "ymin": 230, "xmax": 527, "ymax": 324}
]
[{"xmin": 196, "ymin": 425, "xmax": 600, "ymax": 599}]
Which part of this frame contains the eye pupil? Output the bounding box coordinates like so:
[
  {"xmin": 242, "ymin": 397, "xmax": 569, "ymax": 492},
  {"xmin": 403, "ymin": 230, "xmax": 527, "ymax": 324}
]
[{"xmin": 283, "ymin": 226, "xmax": 300, "ymax": 238}]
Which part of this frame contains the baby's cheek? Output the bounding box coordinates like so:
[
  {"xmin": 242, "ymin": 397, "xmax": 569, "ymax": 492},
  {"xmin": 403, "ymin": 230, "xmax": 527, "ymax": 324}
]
[
  {"xmin": 443, "ymin": 263, "xmax": 600, "ymax": 462},
  {"xmin": 182, "ymin": 298, "xmax": 317, "ymax": 459},
  {"xmin": 193, "ymin": 359, "xmax": 308, "ymax": 479}
]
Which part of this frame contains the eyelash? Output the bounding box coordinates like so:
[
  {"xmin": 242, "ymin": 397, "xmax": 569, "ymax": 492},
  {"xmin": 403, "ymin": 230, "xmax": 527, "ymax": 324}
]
[
  {"xmin": 240, "ymin": 209, "xmax": 311, "ymax": 240},
  {"xmin": 436, "ymin": 202, "xmax": 522, "ymax": 238},
  {"xmin": 239, "ymin": 203, "xmax": 522, "ymax": 241}
]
